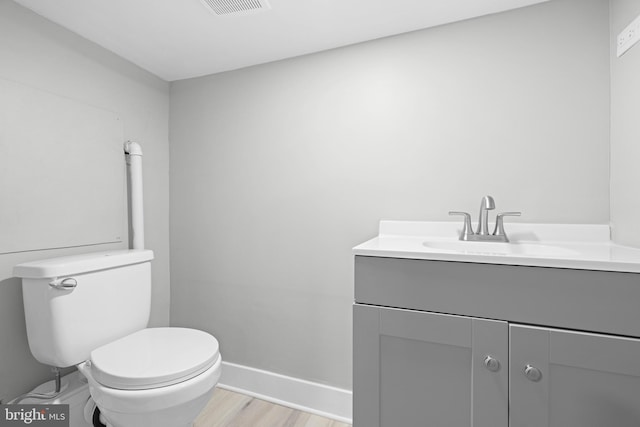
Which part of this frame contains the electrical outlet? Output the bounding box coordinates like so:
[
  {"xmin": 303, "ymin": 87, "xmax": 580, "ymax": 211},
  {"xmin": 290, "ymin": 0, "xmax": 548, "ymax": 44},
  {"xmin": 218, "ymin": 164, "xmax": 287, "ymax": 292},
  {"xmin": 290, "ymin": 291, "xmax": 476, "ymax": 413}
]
[{"xmin": 617, "ymin": 13, "xmax": 640, "ymax": 57}]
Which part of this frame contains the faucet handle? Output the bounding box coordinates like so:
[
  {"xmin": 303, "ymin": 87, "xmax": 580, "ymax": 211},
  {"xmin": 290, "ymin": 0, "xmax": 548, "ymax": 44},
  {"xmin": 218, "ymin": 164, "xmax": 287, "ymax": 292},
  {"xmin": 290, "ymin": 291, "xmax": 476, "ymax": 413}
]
[
  {"xmin": 449, "ymin": 211, "xmax": 474, "ymax": 240},
  {"xmin": 493, "ymin": 212, "xmax": 521, "ymax": 239}
]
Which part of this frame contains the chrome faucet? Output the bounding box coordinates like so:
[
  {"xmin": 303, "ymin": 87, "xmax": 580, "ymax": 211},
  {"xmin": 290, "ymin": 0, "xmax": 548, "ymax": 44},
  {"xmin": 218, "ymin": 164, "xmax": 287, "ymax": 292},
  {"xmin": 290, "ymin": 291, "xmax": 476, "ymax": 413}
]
[
  {"xmin": 449, "ymin": 196, "xmax": 521, "ymax": 242},
  {"xmin": 476, "ymin": 195, "xmax": 495, "ymax": 236}
]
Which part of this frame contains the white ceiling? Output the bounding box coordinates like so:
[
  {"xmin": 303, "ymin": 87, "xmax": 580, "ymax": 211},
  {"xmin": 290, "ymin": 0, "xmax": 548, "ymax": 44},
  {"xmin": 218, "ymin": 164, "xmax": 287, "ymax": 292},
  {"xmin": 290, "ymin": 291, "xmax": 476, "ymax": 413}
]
[{"xmin": 13, "ymin": 0, "xmax": 549, "ymax": 82}]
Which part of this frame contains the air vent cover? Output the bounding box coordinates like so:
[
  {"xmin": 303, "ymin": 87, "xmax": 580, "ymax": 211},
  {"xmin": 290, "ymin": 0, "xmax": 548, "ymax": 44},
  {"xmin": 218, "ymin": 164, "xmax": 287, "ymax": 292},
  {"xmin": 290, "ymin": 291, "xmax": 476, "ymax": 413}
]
[{"xmin": 200, "ymin": 0, "xmax": 271, "ymax": 16}]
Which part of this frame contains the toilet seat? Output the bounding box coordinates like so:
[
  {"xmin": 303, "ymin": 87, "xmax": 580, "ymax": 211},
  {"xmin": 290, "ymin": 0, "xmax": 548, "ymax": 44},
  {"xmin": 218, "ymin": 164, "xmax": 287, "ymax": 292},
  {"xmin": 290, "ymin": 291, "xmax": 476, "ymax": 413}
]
[{"xmin": 89, "ymin": 327, "xmax": 220, "ymax": 390}]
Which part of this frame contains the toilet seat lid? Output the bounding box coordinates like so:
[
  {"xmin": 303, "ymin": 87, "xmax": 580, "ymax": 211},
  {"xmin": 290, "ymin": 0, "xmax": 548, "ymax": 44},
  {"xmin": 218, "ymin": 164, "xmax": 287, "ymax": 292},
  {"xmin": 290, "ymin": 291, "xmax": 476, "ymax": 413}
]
[{"xmin": 90, "ymin": 327, "xmax": 220, "ymax": 390}]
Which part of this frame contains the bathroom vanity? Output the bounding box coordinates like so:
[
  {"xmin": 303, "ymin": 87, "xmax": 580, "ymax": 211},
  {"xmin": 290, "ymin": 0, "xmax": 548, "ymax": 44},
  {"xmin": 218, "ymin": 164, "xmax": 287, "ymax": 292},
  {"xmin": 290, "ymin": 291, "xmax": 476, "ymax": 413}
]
[{"xmin": 353, "ymin": 221, "xmax": 640, "ymax": 427}]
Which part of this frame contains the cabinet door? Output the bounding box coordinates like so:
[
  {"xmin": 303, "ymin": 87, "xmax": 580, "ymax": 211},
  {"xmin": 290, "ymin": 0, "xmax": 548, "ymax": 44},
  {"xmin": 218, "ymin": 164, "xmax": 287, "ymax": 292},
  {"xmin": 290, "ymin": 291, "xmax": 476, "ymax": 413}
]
[
  {"xmin": 510, "ymin": 324, "xmax": 640, "ymax": 427},
  {"xmin": 353, "ymin": 304, "xmax": 508, "ymax": 427}
]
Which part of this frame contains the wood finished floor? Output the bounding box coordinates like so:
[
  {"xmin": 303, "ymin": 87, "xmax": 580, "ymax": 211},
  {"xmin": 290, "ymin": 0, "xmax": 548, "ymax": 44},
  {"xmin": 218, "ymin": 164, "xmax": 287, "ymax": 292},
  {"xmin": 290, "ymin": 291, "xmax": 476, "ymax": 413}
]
[{"xmin": 194, "ymin": 388, "xmax": 351, "ymax": 427}]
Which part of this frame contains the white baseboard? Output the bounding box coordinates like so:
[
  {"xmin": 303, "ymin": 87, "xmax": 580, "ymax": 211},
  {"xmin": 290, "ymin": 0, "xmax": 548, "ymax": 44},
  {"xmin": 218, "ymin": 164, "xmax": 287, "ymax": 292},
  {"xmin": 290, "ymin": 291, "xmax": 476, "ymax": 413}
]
[{"xmin": 217, "ymin": 361, "xmax": 352, "ymax": 424}]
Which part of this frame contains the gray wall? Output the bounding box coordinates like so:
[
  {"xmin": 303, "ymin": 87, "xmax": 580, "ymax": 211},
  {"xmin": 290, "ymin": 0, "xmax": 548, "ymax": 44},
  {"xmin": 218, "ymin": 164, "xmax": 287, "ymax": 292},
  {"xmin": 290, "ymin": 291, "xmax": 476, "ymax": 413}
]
[
  {"xmin": 169, "ymin": 0, "xmax": 610, "ymax": 389},
  {"xmin": 0, "ymin": 0, "xmax": 170, "ymax": 401},
  {"xmin": 610, "ymin": 0, "xmax": 640, "ymax": 246}
]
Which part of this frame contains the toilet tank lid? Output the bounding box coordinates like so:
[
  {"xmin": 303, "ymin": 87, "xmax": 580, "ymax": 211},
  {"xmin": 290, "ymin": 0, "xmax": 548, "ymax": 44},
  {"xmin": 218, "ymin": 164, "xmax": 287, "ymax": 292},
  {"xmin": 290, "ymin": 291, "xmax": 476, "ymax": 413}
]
[{"xmin": 13, "ymin": 249, "xmax": 154, "ymax": 278}]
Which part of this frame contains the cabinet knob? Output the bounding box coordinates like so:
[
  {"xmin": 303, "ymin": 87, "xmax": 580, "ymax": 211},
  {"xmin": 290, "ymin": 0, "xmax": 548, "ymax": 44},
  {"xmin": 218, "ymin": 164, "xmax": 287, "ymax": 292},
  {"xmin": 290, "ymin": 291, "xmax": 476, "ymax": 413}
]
[
  {"xmin": 483, "ymin": 355, "xmax": 501, "ymax": 372},
  {"xmin": 524, "ymin": 364, "xmax": 542, "ymax": 382}
]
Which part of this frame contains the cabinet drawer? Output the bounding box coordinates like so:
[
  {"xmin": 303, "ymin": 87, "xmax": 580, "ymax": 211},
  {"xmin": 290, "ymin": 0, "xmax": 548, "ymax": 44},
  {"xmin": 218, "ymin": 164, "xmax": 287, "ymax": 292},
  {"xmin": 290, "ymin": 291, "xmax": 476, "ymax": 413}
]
[{"xmin": 354, "ymin": 256, "xmax": 640, "ymax": 338}]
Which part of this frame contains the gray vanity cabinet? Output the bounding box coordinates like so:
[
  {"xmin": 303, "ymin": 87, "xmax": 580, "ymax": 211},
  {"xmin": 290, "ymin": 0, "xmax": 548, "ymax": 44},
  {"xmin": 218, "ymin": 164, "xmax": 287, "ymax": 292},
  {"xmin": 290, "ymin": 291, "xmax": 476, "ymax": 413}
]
[
  {"xmin": 353, "ymin": 305, "xmax": 508, "ymax": 427},
  {"xmin": 354, "ymin": 256, "xmax": 640, "ymax": 427},
  {"xmin": 510, "ymin": 325, "xmax": 640, "ymax": 427}
]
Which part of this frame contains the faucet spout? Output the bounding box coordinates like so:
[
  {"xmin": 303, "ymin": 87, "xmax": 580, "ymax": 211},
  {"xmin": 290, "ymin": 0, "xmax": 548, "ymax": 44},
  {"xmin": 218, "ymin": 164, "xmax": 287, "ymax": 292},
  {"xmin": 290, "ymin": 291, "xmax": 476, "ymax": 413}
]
[
  {"xmin": 476, "ymin": 195, "xmax": 495, "ymax": 235},
  {"xmin": 450, "ymin": 196, "xmax": 520, "ymax": 242}
]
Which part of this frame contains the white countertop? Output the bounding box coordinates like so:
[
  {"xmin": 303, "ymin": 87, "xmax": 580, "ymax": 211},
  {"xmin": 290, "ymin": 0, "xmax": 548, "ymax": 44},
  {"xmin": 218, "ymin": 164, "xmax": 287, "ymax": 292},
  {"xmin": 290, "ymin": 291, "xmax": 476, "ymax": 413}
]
[{"xmin": 353, "ymin": 221, "xmax": 640, "ymax": 273}]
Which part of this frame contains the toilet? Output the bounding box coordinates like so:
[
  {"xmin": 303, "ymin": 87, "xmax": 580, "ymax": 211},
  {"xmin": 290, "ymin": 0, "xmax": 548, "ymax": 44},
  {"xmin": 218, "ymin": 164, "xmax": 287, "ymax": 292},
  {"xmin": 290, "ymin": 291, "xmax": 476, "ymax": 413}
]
[{"xmin": 13, "ymin": 249, "xmax": 221, "ymax": 427}]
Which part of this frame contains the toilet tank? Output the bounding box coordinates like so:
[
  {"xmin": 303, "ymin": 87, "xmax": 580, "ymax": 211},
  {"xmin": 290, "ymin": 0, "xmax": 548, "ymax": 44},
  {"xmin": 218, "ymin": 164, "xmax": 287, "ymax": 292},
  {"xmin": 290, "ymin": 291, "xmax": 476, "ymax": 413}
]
[{"xmin": 13, "ymin": 250, "xmax": 154, "ymax": 368}]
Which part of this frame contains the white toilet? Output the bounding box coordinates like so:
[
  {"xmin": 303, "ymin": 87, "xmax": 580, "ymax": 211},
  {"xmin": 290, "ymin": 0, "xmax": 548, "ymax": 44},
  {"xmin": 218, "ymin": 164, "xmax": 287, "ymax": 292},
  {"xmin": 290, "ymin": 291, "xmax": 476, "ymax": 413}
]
[{"xmin": 14, "ymin": 249, "xmax": 221, "ymax": 427}]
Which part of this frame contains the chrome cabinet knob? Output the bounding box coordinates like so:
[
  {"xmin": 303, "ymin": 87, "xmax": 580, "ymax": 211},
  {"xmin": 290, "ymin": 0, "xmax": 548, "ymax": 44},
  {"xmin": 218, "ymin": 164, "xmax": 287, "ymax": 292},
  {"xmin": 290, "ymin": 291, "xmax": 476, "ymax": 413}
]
[
  {"xmin": 524, "ymin": 364, "xmax": 542, "ymax": 382},
  {"xmin": 483, "ymin": 355, "xmax": 501, "ymax": 372}
]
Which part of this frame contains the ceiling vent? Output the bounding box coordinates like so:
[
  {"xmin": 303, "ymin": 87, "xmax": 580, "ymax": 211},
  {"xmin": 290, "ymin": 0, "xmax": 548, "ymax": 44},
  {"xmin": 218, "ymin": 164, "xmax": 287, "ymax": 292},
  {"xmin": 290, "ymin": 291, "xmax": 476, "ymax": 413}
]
[{"xmin": 200, "ymin": 0, "xmax": 271, "ymax": 16}]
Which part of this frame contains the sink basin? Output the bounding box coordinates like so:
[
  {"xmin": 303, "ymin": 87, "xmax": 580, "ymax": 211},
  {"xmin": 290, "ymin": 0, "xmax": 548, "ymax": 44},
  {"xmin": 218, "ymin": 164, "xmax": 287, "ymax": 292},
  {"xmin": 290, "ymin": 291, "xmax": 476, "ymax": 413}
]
[
  {"xmin": 422, "ymin": 240, "xmax": 580, "ymax": 257},
  {"xmin": 353, "ymin": 221, "xmax": 640, "ymax": 273}
]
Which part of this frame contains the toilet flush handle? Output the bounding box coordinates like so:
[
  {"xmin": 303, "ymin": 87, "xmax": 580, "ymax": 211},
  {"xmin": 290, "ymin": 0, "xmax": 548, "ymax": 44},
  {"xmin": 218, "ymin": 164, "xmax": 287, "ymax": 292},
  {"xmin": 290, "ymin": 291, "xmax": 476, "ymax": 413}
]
[{"xmin": 49, "ymin": 277, "xmax": 78, "ymax": 290}]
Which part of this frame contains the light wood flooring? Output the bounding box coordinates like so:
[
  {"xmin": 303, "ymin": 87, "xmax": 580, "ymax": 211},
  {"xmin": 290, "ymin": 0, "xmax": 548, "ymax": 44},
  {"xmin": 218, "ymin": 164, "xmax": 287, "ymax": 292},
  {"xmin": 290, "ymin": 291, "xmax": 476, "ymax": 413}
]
[{"xmin": 194, "ymin": 388, "xmax": 351, "ymax": 427}]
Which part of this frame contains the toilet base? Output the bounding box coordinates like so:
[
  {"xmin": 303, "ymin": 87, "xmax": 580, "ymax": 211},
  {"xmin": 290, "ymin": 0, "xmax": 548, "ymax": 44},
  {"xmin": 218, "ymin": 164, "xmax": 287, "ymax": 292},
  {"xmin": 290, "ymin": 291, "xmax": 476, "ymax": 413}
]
[
  {"xmin": 96, "ymin": 390, "xmax": 213, "ymax": 427},
  {"xmin": 78, "ymin": 355, "xmax": 221, "ymax": 427}
]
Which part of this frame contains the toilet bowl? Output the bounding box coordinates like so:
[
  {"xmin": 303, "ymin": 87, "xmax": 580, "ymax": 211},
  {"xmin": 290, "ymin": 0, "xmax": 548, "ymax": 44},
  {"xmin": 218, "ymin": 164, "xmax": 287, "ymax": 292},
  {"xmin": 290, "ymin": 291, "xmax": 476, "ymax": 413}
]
[
  {"xmin": 14, "ymin": 250, "xmax": 222, "ymax": 427},
  {"xmin": 77, "ymin": 328, "xmax": 221, "ymax": 427}
]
